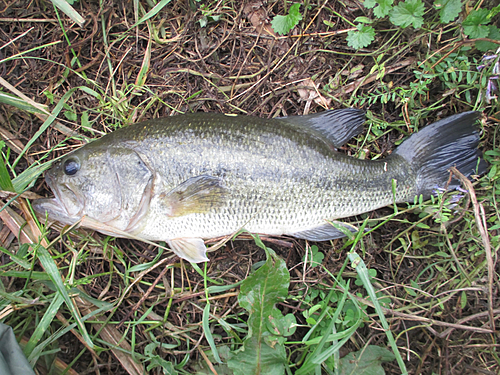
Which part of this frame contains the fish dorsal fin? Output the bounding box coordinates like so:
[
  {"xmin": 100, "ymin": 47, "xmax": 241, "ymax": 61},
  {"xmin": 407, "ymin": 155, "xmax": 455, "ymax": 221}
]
[
  {"xmin": 168, "ymin": 238, "xmax": 209, "ymax": 263},
  {"xmin": 277, "ymin": 108, "xmax": 365, "ymax": 148},
  {"xmin": 289, "ymin": 221, "xmax": 359, "ymax": 241},
  {"xmin": 160, "ymin": 175, "xmax": 227, "ymax": 217}
]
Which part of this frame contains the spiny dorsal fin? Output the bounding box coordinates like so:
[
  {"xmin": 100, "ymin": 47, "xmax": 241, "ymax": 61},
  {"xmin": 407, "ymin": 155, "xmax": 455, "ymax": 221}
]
[
  {"xmin": 160, "ymin": 175, "xmax": 227, "ymax": 217},
  {"xmin": 277, "ymin": 108, "xmax": 366, "ymax": 148}
]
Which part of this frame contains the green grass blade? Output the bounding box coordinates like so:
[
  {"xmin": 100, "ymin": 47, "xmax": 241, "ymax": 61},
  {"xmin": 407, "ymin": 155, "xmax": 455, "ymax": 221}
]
[
  {"xmin": 50, "ymin": 0, "xmax": 85, "ymax": 26},
  {"xmin": 23, "ymin": 293, "xmax": 65, "ymax": 358},
  {"xmin": 348, "ymin": 252, "xmax": 408, "ymax": 375},
  {"xmin": 0, "ymin": 246, "xmax": 31, "ymax": 269},
  {"xmin": 35, "ymin": 244, "xmax": 94, "ymax": 349},
  {"xmin": 190, "ymin": 261, "xmax": 223, "ymax": 285},
  {"xmin": 203, "ymin": 303, "xmax": 222, "ymax": 363},
  {"xmin": 27, "ymin": 299, "xmax": 114, "ymax": 365},
  {"xmin": 0, "ymin": 143, "xmax": 14, "ymax": 192},
  {"xmin": 12, "ymin": 162, "xmax": 52, "ymax": 193},
  {"xmin": 12, "ymin": 87, "xmax": 80, "ymax": 169},
  {"xmin": 0, "ymin": 270, "xmax": 50, "ymax": 280},
  {"xmin": 135, "ymin": 37, "xmax": 151, "ymax": 88},
  {"xmin": 202, "ymin": 260, "xmax": 222, "ymax": 364},
  {"xmin": 132, "ymin": 0, "xmax": 172, "ymax": 27},
  {"xmin": 296, "ymin": 281, "xmax": 358, "ymax": 375},
  {"xmin": 0, "ymin": 91, "xmax": 46, "ymax": 113},
  {"xmin": 207, "ymin": 281, "xmax": 243, "ymax": 294}
]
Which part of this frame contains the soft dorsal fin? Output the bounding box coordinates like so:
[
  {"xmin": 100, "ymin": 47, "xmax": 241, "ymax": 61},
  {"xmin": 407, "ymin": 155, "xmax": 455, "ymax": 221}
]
[{"xmin": 277, "ymin": 108, "xmax": 365, "ymax": 148}]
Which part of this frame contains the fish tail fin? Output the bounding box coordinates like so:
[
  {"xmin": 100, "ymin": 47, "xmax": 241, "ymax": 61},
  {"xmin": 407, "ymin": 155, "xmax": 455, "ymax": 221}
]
[{"xmin": 393, "ymin": 111, "xmax": 487, "ymax": 198}]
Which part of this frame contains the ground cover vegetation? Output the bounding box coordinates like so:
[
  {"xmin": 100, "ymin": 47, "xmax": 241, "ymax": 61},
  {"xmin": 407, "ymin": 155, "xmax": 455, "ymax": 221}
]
[{"xmin": 0, "ymin": 0, "xmax": 499, "ymax": 374}]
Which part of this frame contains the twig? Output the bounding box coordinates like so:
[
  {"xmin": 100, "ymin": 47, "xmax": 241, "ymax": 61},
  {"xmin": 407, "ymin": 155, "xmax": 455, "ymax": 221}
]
[
  {"xmin": 450, "ymin": 167, "xmax": 496, "ymax": 333},
  {"xmin": 119, "ymin": 263, "xmax": 170, "ymax": 326}
]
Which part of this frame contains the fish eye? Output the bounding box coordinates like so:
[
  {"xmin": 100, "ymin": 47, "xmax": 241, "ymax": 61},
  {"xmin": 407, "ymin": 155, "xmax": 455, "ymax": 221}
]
[{"xmin": 63, "ymin": 158, "xmax": 80, "ymax": 176}]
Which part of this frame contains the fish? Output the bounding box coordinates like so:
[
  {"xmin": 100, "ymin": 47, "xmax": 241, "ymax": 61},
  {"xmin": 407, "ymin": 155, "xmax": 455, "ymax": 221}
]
[{"xmin": 33, "ymin": 109, "xmax": 487, "ymax": 263}]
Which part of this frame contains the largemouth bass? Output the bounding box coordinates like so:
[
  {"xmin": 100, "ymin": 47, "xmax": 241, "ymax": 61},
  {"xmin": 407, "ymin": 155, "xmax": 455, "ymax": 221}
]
[{"xmin": 33, "ymin": 109, "xmax": 486, "ymax": 262}]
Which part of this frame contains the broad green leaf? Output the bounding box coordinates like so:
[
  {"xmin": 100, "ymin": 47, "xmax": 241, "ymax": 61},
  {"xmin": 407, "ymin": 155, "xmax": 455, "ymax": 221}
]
[
  {"xmin": 237, "ymin": 240, "xmax": 289, "ymax": 339},
  {"xmin": 64, "ymin": 109, "xmax": 77, "ymax": 121},
  {"xmin": 234, "ymin": 337, "xmax": 286, "ymax": 374},
  {"xmin": 267, "ymin": 312, "xmax": 297, "ymax": 337},
  {"xmin": 476, "ymin": 25, "xmax": 500, "ymax": 51},
  {"xmin": 375, "ymin": 0, "xmax": 394, "ymax": 18},
  {"xmin": 462, "ymin": 9, "xmax": 490, "ymax": 38},
  {"xmin": 303, "ymin": 245, "xmax": 325, "ymax": 268},
  {"xmin": 347, "ymin": 24, "xmax": 376, "ymax": 49},
  {"xmin": 271, "ymin": 3, "xmax": 303, "ymax": 35},
  {"xmin": 227, "ymin": 237, "xmax": 289, "ymax": 375},
  {"xmin": 364, "ymin": 0, "xmax": 394, "ymax": 17},
  {"xmin": 460, "ymin": 290, "xmax": 467, "ymax": 309},
  {"xmin": 389, "ymin": 0, "xmax": 425, "ymax": 28},
  {"xmin": 338, "ymin": 345, "xmax": 395, "ymax": 375},
  {"xmin": 434, "ymin": 0, "xmax": 462, "ymax": 23},
  {"xmin": 364, "ymin": 0, "xmax": 377, "ymax": 7}
]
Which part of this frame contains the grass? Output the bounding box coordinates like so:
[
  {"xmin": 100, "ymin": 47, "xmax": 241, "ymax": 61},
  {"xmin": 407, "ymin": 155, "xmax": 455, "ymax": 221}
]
[{"xmin": 0, "ymin": 0, "xmax": 499, "ymax": 374}]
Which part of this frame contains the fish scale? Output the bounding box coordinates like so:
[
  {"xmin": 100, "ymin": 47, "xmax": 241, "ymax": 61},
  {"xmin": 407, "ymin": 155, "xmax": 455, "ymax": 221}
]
[
  {"xmin": 129, "ymin": 116, "xmax": 411, "ymax": 239},
  {"xmin": 33, "ymin": 110, "xmax": 486, "ymax": 262}
]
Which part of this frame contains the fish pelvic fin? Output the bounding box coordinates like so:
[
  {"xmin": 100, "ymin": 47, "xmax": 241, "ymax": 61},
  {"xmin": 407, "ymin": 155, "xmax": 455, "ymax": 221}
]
[
  {"xmin": 277, "ymin": 108, "xmax": 366, "ymax": 148},
  {"xmin": 393, "ymin": 111, "xmax": 487, "ymax": 199},
  {"xmin": 160, "ymin": 175, "xmax": 227, "ymax": 217},
  {"xmin": 289, "ymin": 221, "xmax": 359, "ymax": 241},
  {"xmin": 168, "ymin": 238, "xmax": 209, "ymax": 263}
]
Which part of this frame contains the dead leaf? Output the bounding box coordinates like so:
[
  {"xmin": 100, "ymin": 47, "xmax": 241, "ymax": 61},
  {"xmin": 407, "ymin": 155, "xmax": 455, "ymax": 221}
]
[{"xmin": 296, "ymin": 77, "xmax": 332, "ymax": 113}]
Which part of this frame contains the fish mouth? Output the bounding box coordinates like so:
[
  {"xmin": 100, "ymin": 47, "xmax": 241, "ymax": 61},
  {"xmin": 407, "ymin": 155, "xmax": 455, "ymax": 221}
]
[
  {"xmin": 32, "ymin": 196, "xmax": 79, "ymax": 225},
  {"xmin": 32, "ymin": 170, "xmax": 84, "ymax": 225}
]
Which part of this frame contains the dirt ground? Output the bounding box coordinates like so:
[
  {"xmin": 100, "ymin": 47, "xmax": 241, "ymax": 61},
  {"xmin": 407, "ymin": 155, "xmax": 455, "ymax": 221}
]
[{"xmin": 0, "ymin": 1, "xmax": 499, "ymax": 374}]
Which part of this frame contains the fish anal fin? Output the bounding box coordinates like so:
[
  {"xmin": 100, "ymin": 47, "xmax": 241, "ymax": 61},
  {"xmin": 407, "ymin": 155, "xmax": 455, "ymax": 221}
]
[
  {"xmin": 168, "ymin": 238, "xmax": 209, "ymax": 263},
  {"xmin": 160, "ymin": 175, "xmax": 227, "ymax": 217},
  {"xmin": 289, "ymin": 221, "xmax": 358, "ymax": 241}
]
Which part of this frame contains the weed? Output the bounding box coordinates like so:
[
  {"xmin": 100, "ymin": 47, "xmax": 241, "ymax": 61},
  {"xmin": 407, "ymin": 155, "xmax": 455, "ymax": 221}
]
[
  {"xmin": 348, "ymin": 0, "xmax": 500, "ymax": 51},
  {"xmin": 271, "ymin": 3, "xmax": 303, "ymax": 35}
]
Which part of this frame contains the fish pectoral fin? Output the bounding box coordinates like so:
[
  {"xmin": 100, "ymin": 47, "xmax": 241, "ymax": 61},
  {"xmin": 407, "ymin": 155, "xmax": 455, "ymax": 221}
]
[
  {"xmin": 289, "ymin": 221, "xmax": 359, "ymax": 241},
  {"xmin": 168, "ymin": 238, "xmax": 209, "ymax": 263},
  {"xmin": 161, "ymin": 175, "xmax": 227, "ymax": 217}
]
